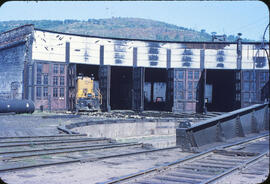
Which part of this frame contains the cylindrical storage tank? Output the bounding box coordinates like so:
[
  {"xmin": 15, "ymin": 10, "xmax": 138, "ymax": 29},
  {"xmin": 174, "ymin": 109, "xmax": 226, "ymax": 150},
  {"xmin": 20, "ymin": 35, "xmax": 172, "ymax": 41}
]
[{"xmin": 0, "ymin": 99, "xmax": 35, "ymax": 114}]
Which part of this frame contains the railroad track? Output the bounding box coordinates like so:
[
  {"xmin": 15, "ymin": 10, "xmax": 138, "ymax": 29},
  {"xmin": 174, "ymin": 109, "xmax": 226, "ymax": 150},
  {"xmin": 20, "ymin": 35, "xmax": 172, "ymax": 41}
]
[
  {"xmin": 0, "ymin": 134, "xmax": 181, "ymax": 172},
  {"xmin": 100, "ymin": 133, "xmax": 269, "ymax": 184}
]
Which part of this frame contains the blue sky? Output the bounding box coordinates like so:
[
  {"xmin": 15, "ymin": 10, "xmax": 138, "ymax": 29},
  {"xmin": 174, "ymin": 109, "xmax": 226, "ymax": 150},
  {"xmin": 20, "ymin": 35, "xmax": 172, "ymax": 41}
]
[{"xmin": 0, "ymin": 1, "xmax": 269, "ymax": 41}]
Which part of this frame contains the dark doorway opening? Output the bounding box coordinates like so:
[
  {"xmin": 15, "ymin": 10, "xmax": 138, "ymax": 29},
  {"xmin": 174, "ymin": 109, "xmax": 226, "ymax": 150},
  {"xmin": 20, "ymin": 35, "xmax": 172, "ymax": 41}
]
[
  {"xmin": 110, "ymin": 66, "xmax": 133, "ymax": 110},
  {"xmin": 205, "ymin": 69, "xmax": 236, "ymax": 112},
  {"xmin": 76, "ymin": 64, "xmax": 99, "ymax": 80},
  {"xmin": 144, "ymin": 68, "xmax": 167, "ymax": 111}
]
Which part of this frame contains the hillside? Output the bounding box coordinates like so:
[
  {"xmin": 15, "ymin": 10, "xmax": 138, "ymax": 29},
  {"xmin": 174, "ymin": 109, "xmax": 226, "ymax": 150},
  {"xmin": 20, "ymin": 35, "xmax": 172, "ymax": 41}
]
[{"xmin": 0, "ymin": 17, "xmax": 253, "ymax": 42}]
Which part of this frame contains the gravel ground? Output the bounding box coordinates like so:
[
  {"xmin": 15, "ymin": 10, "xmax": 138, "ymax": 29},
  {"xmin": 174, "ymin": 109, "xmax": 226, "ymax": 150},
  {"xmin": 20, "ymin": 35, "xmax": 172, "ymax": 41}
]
[{"xmin": 0, "ymin": 148, "xmax": 191, "ymax": 184}]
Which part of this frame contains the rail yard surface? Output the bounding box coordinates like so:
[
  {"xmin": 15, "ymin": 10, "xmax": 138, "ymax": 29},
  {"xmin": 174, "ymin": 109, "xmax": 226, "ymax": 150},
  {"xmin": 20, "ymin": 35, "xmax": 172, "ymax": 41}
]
[{"xmin": 0, "ymin": 110, "xmax": 269, "ymax": 184}]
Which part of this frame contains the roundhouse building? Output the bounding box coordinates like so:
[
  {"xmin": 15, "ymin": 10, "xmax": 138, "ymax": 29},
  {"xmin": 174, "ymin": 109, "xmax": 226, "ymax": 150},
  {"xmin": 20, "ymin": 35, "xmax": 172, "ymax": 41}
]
[{"xmin": 0, "ymin": 25, "xmax": 269, "ymax": 112}]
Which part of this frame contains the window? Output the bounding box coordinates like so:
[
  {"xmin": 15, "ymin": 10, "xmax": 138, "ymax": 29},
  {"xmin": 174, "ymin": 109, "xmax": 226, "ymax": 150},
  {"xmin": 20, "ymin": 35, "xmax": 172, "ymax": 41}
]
[
  {"xmin": 36, "ymin": 87, "xmax": 41, "ymax": 98},
  {"xmin": 60, "ymin": 88, "xmax": 65, "ymax": 97},
  {"xmin": 60, "ymin": 76, "xmax": 65, "ymax": 85},
  {"xmin": 243, "ymin": 82, "xmax": 249, "ymax": 91},
  {"xmin": 236, "ymin": 83, "xmax": 241, "ymax": 91},
  {"xmin": 188, "ymin": 71, "xmax": 193, "ymax": 79},
  {"xmin": 188, "ymin": 81, "xmax": 193, "ymax": 90},
  {"xmin": 243, "ymin": 93, "xmax": 249, "ymax": 102},
  {"xmin": 36, "ymin": 73, "xmax": 42, "ymax": 85},
  {"xmin": 178, "ymin": 81, "xmax": 184, "ymax": 90},
  {"xmin": 60, "ymin": 65, "xmax": 65, "ymax": 74},
  {"xmin": 188, "ymin": 91, "xmax": 193, "ymax": 100},
  {"xmin": 43, "ymin": 74, "xmax": 48, "ymax": 85},
  {"xmin": 243, "ymin": 71, "xmax": 249, "ymax": 81},
  {"xmin": 53, "ymin": 76, "xmax": 58, "ymax": 86},
  {"xmin": 260, "ymin": 72, "xmax": 266, "ymax": 81},
  {"xmin": 178, "ymin": 91, "xmax": 184, "ymax": 99},
  {"xmin": 194, "ymin": 71, "xmax": 199, "ymax": 79},
  {"xmin": 194, "ymin": 81, "xmax": 198, "ymax": 89},
  {"xmin": 250, "ymin": 72, "xmax": 255, "ymax": 81},
  {"xmin": 53, "ymin": 64, "xmax": 58, "ymax": 74},
  {"xmin": 178, "ymin": 70, "xmax": 184, "ymax": 79},
  {"xmin": 236, "ymin": 93, "xmax": 240, "ymax": 101},
  {"xmin": 53, "ymin": 88, "xmax": 58, "ymax": 97},
  {"xmin": 37, "ymin": 63, "xmax": 42, "ymax": 73},
  {"xmin": 251, "ymin": 93, "xmax": 256, "ymax": 101},
  {"xmin": 251, "ymin": 82, "xmax": 256, "ymax": 92},
  {"xmin": 43, "ymin": 87, "xmax": 48, "ymax": 97}
]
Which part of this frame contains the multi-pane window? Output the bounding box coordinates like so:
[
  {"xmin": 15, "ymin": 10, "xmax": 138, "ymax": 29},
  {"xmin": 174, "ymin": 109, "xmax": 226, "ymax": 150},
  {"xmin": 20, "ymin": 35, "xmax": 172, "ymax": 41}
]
[
  {"xmin": 60, "ymin": 65, "xmax": 65, "ymax": 74},
  {"xmin": 243, "ymin": 71, "xmax": 249, "ymax": 81},
  {"xmin": 178, "ymin": 71, "xmax": 184, "ymax": 79},
  {"xmin": 243, "ymin": 82, "xmax": 249, "ymax": 91},
  {"xmin": 188, "ymin": 71, "xmax": 193, "ymax": 79},
  {"xmin": 53, "ymin": 64, "xmax": 58, "ymax": 74},
  {"xmin": 194, "ymin": 81, "xmax": 198, "ymax": 89},
  {"xmin": 43, "ymin": 74, "xmax": 48, "ymax": 85},
  {"xmin": 178, "ymin": 81, "xmax": 184, "ymax": 89},
  {"xmin": 60, "ymin": 76, "xmax": 65, "ymax": 86},
  {"xmin": 36, "ymin": 87, "xmax": 41, "ymax": 98},
  {"xmin": 188, "ymin": 91, "xmax": 193, "ymax": 100},
  {"xmin": 53, "ymin": 76, "xmax": 58, "ymax": 86},
  {"xmin": 188, "ymin": 81, "xmax": 193, "ymax": 90},
  {"xmin": 243, "ymin": 93, "xmax": 249, "ymax": 102},
  {"xmin": 60, "ymin": 88, "xmax": 65, "ymax": 97},
  {"xmin": 37, "ymin": 73, "xmax": 42, "ymax": 85},
  {"xmin": 53, "ymin": 88, "xmax": 58, "ymax": 97},
  {"xmin": 260, "ymin": 72, "xmax": 266, "ymax": 81},
  {"xmin": 43, "ymin": 87, "xmax": 48, "ymax": 97},
  {"xmin": 194, "ymin": 71, "xmax": 199, "ymax": 79},
  {"xmin": 37, "ymin": 63, "xmax": 43, "ymax": 73}
]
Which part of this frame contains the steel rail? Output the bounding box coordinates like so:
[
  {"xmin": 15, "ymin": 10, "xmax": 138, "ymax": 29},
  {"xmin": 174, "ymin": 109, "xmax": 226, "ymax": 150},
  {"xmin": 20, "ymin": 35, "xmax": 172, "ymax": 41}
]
[
  {"xmin": 0, "ymin": 137, "xmax": 110, "ymax": 148},
  {"xmin": 1, "ymin": 143, "xmax": 143, "ymax": 160},
  {"xmin": 201, "ymin": 150, "xmax": 269, "ymax": 184},
  {"xmin": 0, "ymin": 134, "xmax": 87, "ymax": 139},
  {"xmin": 99, "ymin": 133, "xmax": 269, "ymax": 184},
  {"xmin": 0, "ymin": 137, "xmax": 108, "ymax": 144},
  {"xmin": 0, "ymin": 142, "xmax": 138, "ymax": 155},
  {"xmin": 0, "ymin": 146, "xmax": 180, "ymax": 172}
]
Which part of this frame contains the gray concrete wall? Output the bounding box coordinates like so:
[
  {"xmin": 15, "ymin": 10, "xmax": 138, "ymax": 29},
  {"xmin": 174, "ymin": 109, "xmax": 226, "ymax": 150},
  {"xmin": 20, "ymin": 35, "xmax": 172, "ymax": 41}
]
[
  {"xmin": 0, "ymin": 25, "xmax": 34, "ymax": 100},
  {"xmin": 0, "ymin": 44, "xmax": 25, "ymax": 99},
  {"xmin": 72, "ymin": 121, "xmax": 178, "ymax": 139}
]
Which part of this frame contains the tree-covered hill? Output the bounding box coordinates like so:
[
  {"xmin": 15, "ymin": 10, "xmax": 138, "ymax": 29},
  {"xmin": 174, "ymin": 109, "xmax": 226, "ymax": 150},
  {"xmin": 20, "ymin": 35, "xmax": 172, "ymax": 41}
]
[{"xmin": 0, "ymin": 17, "xmax": 254, "ymax": 42}]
